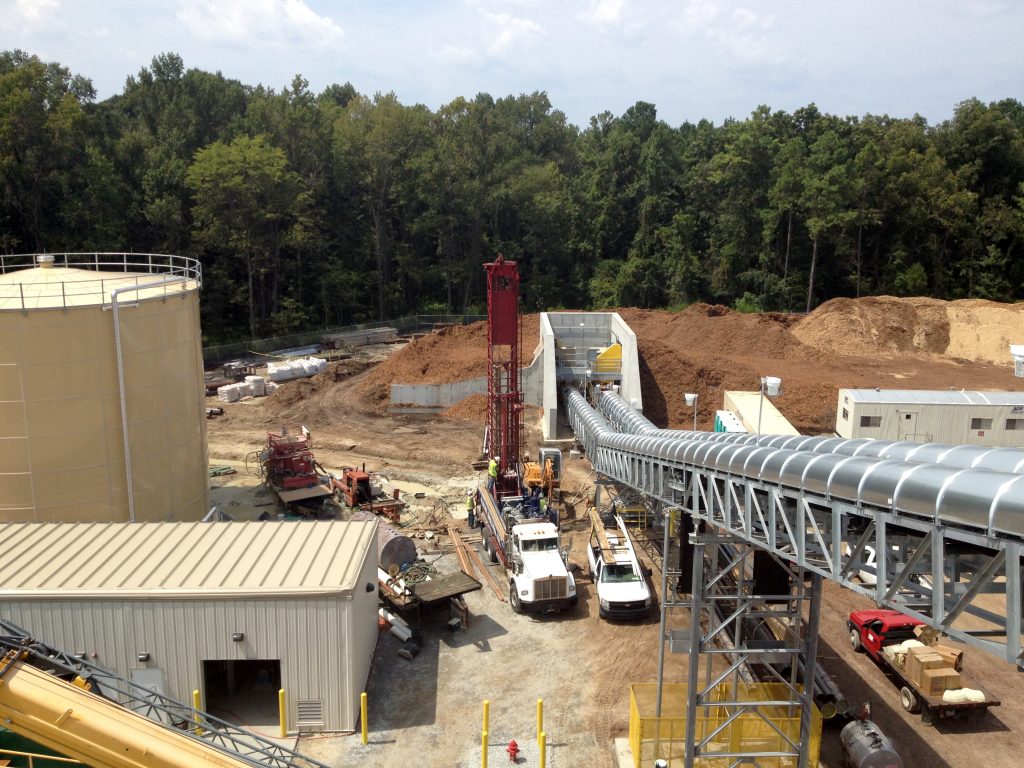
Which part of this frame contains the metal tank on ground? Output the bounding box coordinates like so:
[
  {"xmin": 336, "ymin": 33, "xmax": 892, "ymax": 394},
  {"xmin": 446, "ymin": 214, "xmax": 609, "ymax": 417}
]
[{"xmin": 0, "ymin": 253, "xmax": 208, "ymax": 522}]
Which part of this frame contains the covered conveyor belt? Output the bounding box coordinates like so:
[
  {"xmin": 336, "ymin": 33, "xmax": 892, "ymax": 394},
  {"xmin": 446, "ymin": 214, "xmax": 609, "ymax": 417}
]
[
  {"xmin": 0, "ymin": 621, "xmax": 327, "ymax": 768},
  {"xmin": 598, "ymin": 390, "xmax": 1024, "ymax": 473},
  {"xmin": 567, "ymin": 388, "xmax": 1024, "ymax": 666}
]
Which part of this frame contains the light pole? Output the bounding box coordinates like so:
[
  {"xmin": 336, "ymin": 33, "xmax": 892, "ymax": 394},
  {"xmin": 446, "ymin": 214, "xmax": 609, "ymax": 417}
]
[
  {"xmin": 684, "ymin": 393, "xmax": 698, "ymax": 431},
  {"xmin": 756, "ymin": 376, "xmax": 782, "ymax": 436}
]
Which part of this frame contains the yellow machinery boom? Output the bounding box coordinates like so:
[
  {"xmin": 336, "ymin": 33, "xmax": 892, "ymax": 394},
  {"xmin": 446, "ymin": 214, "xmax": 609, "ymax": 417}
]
[
  {"xmin": 1, "ymin": 651, "xmax": 248, "ymax": 768},
  {"xmin": 0, "ymin": 620, "xmax": 327, "ymax": 768}
]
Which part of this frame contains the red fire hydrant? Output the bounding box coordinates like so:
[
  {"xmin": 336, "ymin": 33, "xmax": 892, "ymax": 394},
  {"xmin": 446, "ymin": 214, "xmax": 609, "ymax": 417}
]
[{"xmin": 506, "ymin": 739, "xmax": 520, "ymax": 762}]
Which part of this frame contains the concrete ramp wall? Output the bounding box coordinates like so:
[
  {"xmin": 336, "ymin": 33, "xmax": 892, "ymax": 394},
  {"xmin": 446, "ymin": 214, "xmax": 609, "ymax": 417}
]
[
  {"xmin": 541, "ymin": 312, "xmax": 641, "ymax": 440},
  {"xmin": 387, "ymin": 312, "xmax": 640, "ymax": 440},
  {"xmin": 389, "ymin": 345, "xmax": 544, "ymax": 411}
]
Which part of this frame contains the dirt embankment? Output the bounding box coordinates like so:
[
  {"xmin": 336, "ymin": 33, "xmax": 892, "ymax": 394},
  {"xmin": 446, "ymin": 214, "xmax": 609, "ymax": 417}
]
[
  {"xmin": 229, "ymin": 295, "xmax": 1024, "ymax": 440},
  {"xmin": 358, "ymin": 315, "xmax": 541, "ymax": 413}
]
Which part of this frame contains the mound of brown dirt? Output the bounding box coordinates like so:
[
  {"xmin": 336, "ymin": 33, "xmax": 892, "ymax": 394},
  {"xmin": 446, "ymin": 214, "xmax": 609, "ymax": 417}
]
[
  {"xmin": 944, "ymin": 299, "xmax": 1024, "ymax": 362},
  {"xmin": 442, "ymin": 393, "xmax": 489, "ymax": 423},
  {"xmin": 358, "ymin": 315, "xmax": 541, "ymax": 412},
  {"xmin": 617, "ymin": 298, "xmax": 1022, "ymax": 434},
  {"xmin": 218, "ymin": 359, "xmax": 374, "ymax": 431},
  {"xmin": 792, "ymin": 296, "xmax": 1024, "ymax": 363}
]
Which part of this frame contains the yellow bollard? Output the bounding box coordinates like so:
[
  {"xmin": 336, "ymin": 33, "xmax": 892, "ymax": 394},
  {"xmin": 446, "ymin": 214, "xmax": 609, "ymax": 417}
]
[
  {"xmin": 278, "ymin": 689, "xmax": 287, "ymax": 738},
  {"xmin": 483, "ymin": 699, "xmax": 490, "ymax": 733},
  {"xmin": 540, "ymin": 731, "xmax": 547, "ymax": 768},
  {"xmin": 537, "ymin": 698, "xmax": 543, "ymax": 745},
  {"xmin": 192, "ymin": 689, "xmax": 202, "ymax": 735},
  {"xmin": 360, "ymin": 691, "xmax": 368, "ymax": 745},
  {"xmin": 482, "ymin": 729, "xmax": 488, "ymax": 768}
]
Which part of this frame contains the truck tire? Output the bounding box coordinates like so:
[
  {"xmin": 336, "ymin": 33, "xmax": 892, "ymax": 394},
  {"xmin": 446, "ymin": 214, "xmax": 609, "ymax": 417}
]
[
  {"xmin": 848, "ymin": 625, "xmax": 863, "ymax": 652},
  {"xmin": 509, "ymin": 582, "xmax": 523, "ymax": 614},
  {"xmin": 900, "ymin": 686, "xmax": 921, "ymax": 714},
  {"xmin": 487, "ymin": 536, "xmax": 497, "ymax": 563}
]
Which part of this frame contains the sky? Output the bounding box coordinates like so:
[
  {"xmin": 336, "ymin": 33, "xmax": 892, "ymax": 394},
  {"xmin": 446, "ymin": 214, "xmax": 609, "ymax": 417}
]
[{"xmin": 1, "ymin": 0, "xmax": 1022, "ymax": 128}]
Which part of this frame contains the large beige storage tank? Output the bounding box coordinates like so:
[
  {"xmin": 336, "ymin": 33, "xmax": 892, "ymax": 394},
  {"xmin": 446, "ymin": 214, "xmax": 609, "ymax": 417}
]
[{"xmin": 0, "ymin": 253, "xmax": 208, "ymax": 522}]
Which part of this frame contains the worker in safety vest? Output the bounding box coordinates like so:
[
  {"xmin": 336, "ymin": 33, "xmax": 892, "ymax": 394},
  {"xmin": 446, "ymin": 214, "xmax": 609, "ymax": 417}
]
[
  {"xmin": 487, "ymin": 456, "xmax": 499, "ymax": 491},
  {"xmin": 466, "ymin": 491, "xmax": 476, "ymax": 527}
]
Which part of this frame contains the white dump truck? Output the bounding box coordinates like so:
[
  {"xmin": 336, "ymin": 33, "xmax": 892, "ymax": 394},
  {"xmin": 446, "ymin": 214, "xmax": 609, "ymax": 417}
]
[
  {"xmin": 586, "ymin": 508, "xmax": 652, "ymax": 620},
  {"xmin": 476, "ymin": 487, "xmax": 577, "ymax": 614}
]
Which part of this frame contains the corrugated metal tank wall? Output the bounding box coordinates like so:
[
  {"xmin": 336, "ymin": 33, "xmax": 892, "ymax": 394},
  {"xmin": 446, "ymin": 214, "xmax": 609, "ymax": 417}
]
[{"xmin": 0, "ymin": 255, "xmax": 208, "ymax": 522}]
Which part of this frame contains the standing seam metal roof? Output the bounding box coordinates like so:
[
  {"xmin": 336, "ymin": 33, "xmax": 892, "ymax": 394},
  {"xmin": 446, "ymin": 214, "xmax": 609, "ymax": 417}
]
[
  {"xmin": 0, "ymin": 521, "xmax": 377, "ymax": 599},
  {"xmin": 842, "ymin": 389, "xmax": 1024, "ymax": 406}
]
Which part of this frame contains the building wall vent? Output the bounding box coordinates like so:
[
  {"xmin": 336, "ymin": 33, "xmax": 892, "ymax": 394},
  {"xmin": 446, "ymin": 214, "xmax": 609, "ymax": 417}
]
[{"xmin": 296, "ymin": 699, "xmax": 325, "ymax": 727}]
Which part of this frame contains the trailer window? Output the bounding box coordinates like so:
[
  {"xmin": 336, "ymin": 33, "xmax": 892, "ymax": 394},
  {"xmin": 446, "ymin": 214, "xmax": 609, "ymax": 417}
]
[
  {"xmin": 970, "ymin": 417, "xmax": 993, "ymax": 430},
  {"xmin": 1007, "ymin": 418, "xmax": 1023, "ymax": 431},
  {"xmin": 860, "ymin": 416, "xmax": 881, "ymax": 428}
]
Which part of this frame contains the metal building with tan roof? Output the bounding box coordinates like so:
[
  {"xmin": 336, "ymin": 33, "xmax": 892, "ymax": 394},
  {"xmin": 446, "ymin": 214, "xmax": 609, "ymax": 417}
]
[{"xmin": 0, "ymin": 519, "xmax": 379, "ymax": 733}]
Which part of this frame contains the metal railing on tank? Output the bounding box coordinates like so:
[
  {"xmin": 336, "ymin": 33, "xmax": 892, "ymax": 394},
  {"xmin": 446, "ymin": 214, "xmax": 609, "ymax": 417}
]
[{"xmin": 0, "ymin": 252, "xmax": 202, "ymax": 312}]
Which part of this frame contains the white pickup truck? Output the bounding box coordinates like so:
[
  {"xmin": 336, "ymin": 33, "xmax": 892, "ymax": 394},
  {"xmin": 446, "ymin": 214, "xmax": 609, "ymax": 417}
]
[{"xmin": 586, "ymin": 509, "xmax": 652, "ymax": 620}]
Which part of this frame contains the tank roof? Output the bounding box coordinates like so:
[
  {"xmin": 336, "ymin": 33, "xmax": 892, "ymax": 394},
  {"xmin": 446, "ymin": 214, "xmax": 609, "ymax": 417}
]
[
  {"xmin": 0, "ymin": 265, "xmax": 200, "ymax": 310},
  {"xmin": 0, "ymin": 254, "xmax": 201, "ymax": 311}
]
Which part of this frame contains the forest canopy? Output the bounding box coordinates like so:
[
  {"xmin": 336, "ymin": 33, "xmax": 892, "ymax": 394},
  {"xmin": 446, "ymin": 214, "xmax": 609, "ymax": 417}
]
[{"xmin": 2, "ymin": 50, "xmax": 1023, "ymax": 343}]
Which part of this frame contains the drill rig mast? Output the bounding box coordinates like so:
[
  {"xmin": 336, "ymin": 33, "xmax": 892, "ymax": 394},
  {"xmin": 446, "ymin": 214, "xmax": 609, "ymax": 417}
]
[{"xmin": 484, "ymin": 254, "xmax": 523, "ymax": 498}]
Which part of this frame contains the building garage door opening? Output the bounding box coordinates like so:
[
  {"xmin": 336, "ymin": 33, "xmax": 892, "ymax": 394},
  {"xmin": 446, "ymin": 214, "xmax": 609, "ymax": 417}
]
[{"xmin": 202, "ymin": 659, "xmax": 281, "ymax": 728}]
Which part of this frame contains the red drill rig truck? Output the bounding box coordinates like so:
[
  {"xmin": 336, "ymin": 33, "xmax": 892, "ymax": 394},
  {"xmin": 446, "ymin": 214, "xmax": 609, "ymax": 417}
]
[{"xmin": 470, "ymin": 255, "xmax": 576, "ymax": 613}]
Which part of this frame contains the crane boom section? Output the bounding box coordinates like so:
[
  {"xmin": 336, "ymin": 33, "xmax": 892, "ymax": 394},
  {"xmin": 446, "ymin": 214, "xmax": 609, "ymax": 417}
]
[{"xmin": 0, "ymin": 652, "xmax": 249, "ymax": 768}]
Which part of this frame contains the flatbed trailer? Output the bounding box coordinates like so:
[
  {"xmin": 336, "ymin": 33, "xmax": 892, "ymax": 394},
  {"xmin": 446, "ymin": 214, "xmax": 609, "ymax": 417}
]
[{"xmin": 848, "ymin": 609, "xmax": 999, "ymax": 723}]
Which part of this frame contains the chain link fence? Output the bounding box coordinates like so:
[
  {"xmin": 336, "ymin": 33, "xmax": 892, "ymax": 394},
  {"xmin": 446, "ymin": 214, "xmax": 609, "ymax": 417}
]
[{"xmin": 202, "ymin": 314, "xmax": 485, "ymax": 365}]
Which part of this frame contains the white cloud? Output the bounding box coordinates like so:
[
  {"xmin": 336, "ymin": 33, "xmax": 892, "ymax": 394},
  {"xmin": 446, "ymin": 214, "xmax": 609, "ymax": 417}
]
[
  {"xmin": 436, "ymin": 44, "xmax": 475, "ymax": 64},
  {"xmin": 3, "ymin": 0, "xmax": 60, "ymax": 29},
  {"xmin": 176, "ymin": 0, "xmax": 344, "ymax": 49},
  {"xmin": 588, "ymin": 0, "xmax": 626, "ymax": 26},
  {"xmin": 676, "ymin": 1, "xmax": 781, "ymax": 63},
  {"xmin": 480, "ymin": 10, "xmax": 544, "ymax": 55},
  {"xmin": 965, "ymin": 0, "xmax": 1006, "ymax": 16}
]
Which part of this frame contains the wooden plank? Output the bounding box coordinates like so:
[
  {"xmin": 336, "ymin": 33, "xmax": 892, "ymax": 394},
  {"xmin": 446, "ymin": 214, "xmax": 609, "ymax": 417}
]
[
  {"xmin": 589, "ymin": 507, "xmax": 619, "ymax": 564},
  {"xmin": 448, "ymin": 526, "xmax": 475, "ymax": 577},
  {"xmin": 465, "ymin": 540, "xmax": 507, "ymax": 603}
]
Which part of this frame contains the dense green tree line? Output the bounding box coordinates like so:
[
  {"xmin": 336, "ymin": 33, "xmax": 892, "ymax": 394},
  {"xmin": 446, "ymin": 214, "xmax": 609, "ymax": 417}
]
[{"xmin": 2, "ymin": 51, "xmax": 1023, "ymax": 342}]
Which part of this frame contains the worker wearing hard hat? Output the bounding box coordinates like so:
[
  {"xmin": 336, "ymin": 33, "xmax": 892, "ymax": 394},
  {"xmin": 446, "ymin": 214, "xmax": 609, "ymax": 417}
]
[
  {"xmin": 466, "ymin": 490, "xmax": 476, "ymax": 527},
  {"xmin": 487, "ymin": 456, "xmax": 499, "ymax": 491}
]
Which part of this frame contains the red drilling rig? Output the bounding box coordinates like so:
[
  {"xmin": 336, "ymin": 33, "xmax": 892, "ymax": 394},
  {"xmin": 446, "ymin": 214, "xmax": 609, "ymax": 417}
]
[{"xmin": 484, "ymin": 254, "xmax": 525, "ymax": 499}]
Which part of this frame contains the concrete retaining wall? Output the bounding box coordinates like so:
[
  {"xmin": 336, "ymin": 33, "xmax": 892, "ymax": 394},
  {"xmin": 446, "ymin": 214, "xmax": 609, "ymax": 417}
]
[
  {"xmin": 387, "ymin": 313, "xmax": 640, "ymax": 443},
  {"xmin": 389, "ymin": 346, "xmax": 544, "ymax": 410}
]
